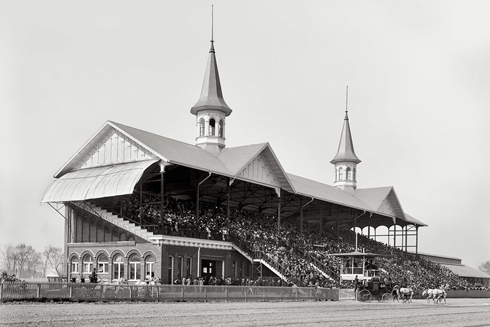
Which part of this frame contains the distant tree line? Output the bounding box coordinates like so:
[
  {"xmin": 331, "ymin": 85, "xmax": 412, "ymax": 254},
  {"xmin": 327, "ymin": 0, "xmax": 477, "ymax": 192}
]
[
  {"xmin": 0, "ymin": 243, "xmax": 63, "ymax": 279},
  {"xmin": 480, "ymin": 260, "xmax": 490, "ymax": 275}
]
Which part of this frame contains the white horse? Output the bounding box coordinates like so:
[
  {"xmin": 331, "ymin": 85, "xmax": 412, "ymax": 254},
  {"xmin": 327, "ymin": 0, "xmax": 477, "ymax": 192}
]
[
  {"xmin": 431, "ymin": 288, "xmax": 447, "ymax": 304},
  {"xmin": 422, "ymin": 289, "xmax": 434, "ymax": 303},
  {"xmin": 396, "ymin": 287, "xmax": 414, "ymax": 303}
]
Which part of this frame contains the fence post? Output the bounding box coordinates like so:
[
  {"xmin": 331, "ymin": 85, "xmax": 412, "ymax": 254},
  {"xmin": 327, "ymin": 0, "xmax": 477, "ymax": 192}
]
[
  {"xmin": 37, "ymin": 284, "xmax": 41, "ymax": 298},
  {"xmin": 129, "ymin": 286, "xmax": 133, "ymax": 301},
  {"xmin": 204, "ymin": 286, "xmax": 207, "ymax": 302},
  {"xmin": 225, "ymin": 287, "xmax": 228, "ymax": 302},
  {"xmin": 69, "ymin": 284, "xmax": 73, "ymax": 299},
  {"xmin": 182, "ymin": 286, "xmax": 185, "ymax": 301},
  {"xmin": 0, "ymin": 283, "xmax": 3, "ymax": 302}
]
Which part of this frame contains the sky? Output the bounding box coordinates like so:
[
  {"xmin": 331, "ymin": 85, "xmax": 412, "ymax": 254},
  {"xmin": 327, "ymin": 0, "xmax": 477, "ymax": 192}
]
[{"xmin": 1, "ymin": 0, "xmax": 489, "ymax": 270}]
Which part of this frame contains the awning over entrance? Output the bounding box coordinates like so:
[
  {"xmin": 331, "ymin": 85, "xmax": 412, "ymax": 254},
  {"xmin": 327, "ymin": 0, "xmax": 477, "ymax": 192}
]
[{"xmin": 41, "ymin": 159, "xmax": 158, "ymax": 203}]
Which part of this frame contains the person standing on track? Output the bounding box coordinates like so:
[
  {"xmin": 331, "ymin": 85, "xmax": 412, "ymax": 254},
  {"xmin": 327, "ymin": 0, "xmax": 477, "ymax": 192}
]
[{"xmin": 354, "ymin": 275, "xmax": 359, "ymax": 300}]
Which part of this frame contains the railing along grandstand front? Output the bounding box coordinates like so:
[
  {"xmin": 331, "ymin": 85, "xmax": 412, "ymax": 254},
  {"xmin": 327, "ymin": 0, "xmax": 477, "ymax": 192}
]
[{"xmin": 0, "ymin": 282, "xmax": 340, "ymax": 303}]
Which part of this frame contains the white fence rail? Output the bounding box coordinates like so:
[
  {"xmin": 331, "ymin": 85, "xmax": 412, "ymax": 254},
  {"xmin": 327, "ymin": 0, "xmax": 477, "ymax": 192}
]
[{"xmin": 0, "ymin": 282, "xmax": 341, "ymax": 303}]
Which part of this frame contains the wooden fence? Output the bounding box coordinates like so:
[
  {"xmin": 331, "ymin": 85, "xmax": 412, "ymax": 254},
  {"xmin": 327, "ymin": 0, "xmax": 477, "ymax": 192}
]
[{"xmin": 0, "ymin": 282, "xmax": 340, "ymax": 303}]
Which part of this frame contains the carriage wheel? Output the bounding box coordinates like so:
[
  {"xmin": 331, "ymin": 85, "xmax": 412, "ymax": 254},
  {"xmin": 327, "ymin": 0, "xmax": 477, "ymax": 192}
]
[
  {"xmin": 357, "ymin": 289, "xmax": 371, "ymax": 302},
  {"xmin": 382, "ymin": 293, "xmax": 393, "ymax": 302}
]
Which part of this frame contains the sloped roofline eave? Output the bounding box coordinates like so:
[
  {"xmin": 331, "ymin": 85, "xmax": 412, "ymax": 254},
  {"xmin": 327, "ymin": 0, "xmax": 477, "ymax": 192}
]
[
  {"xmin": 54, "ymin": 121, "xmax": 171, "ymax": 179},
  {"xmin": 232, "ymin": 143, "xmax": 296, "ymax": 194}
]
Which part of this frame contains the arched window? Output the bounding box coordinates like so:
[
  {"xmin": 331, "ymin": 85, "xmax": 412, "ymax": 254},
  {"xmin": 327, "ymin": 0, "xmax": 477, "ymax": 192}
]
[
  {"xmin": 209, "ymin": 119, "xmax": 216, "ymax": 136},
  {"xmin": 129, "ymin": 253, "xmax": 141, "ymax": 280},
  {"xmin": 82, "ymin": 254, "xmax": 94, "ymax": 274},
  {"xmin": 145, "ymin": 255, "xmax": 155, "ymax": 279},
  {"xmin": 218, "ymin": 120, "xmax": 223, "ymax": 137},
  {"xmin": 120, "ymin": 232, "xmax": 126, "ymax": 241},
  {"xmin": 70, "ymin": 257, "xmax": 79, "ymax": 274},
  {"xmin": 112, "ymin": 230, "xmax": 118, "ymax": 242},
  {"xmin": 97, "ymin": 254, "xmax": 108, "ymax": 275},
  {"xmin": 199, "ymin": 118, "xmax": 205, "ymax": 136},
  {"xmin": 113, "ymin": 254, "xmax": 125, "ymax": 280},
  {"xmin": 346, "ymin": 167, "xmax": 352, "ymax": 181},
  {"xmin": 338, "ymin": 167, "xmax": 344, "ymax": 181}
]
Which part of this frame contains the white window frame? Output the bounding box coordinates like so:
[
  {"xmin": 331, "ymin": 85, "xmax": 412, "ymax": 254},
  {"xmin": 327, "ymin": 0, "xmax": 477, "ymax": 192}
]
[
  {"xmin": 129, "ymin": 261, "xmax": 141, "ymax": 281},
  {"xmin": 83, "ymin": 261, "xmax": 93, "ymax": 273},
  {"xmin": 71, "ymin": 261, "xmax": 79, "ymax": 273},
  {"xmin": 113, "ymin": 262, "xmax": 124, "ymax": 280},
  {"xmin": 98, "ymin": 262, "xmax": 108, "ymax": 274},
  {"xmin": 146, "ymin": 261, "xmax": 154, "ymax": 278}
]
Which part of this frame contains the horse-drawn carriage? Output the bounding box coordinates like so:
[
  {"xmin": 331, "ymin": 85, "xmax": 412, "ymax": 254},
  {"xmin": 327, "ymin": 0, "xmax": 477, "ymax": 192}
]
[
  {"xmin": 357, "ymin": 276, "xmax": 394, "ymax": 302},
  {"xmin": 328, "ymin": 251, "xmax": 396, "ymax": 302}
]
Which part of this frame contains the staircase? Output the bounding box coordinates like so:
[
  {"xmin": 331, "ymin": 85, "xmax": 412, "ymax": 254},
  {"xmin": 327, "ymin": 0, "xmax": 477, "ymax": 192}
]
[
  {"xmin": 252, "ymin": 258, "xmax": 289, "ymax": 283},
  {"xmin": 231, "ymin": 244, "xmax": 253, "ymax": 262},
  {"xmin": 71, "ymin": 201, "xmax": 158, "ymax": 243},
  {"xmin": 309, "ymin": 254, "xmax": 339, "ymax": 283}
]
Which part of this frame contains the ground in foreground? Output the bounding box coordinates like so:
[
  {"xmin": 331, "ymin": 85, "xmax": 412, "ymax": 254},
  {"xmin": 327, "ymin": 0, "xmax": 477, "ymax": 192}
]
[{"xmin": 1, "ymin": 299, "xmax": 489, "ymax": 327}]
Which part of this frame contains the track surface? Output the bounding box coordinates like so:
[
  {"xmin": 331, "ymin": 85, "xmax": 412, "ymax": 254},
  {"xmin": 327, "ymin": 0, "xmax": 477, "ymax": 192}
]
[{"xmin": 1, "ymin": 299, "xmax": 489, "ymax": 326}]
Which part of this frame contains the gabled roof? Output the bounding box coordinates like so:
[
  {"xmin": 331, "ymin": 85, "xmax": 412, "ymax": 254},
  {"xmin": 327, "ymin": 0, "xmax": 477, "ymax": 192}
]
[
  {"xmin": 53, "ymin": 121, "xmax": 294, "ymax": 192},
  {"xmin": 354, "ymin": 186, "xmax": 406, "ymax": 220},
  {"xmin": 111, "ymin": 121, "xmax": 233, "ymax": 176},
  {"xmin": 218, "ymin": 143, "xmax": 267, "ymax": 174},
  {"xmin": 330, "ymin": 111, "xmax": 361, "ymax": 164},
  {"xmin": 49, "ymin": 120, "xmax": 424, "ymax": 227}
]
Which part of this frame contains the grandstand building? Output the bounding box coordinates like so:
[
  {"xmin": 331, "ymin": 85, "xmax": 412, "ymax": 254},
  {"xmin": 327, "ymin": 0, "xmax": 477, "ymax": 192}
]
[{"xmin": 42, "ymin": 36, "xmax": 427, "ymax": 285}]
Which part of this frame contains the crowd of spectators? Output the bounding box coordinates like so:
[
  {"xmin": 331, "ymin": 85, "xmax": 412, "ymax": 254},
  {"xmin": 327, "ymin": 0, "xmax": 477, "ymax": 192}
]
[{"xmin": 100, "ymin": 194, "xmax": 483, "ymax": 290}]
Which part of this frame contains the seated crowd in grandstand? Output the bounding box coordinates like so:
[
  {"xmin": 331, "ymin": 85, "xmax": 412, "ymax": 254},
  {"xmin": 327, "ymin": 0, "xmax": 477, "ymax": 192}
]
[{"xmin": 107, "ymin": 193, "xmax": 475, "ymax": 290}]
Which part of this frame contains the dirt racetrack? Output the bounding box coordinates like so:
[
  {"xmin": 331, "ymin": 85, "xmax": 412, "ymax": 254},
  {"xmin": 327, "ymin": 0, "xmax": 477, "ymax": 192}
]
[{"xmin": 1, "ymin": 299, "xmax": 489, "ymax": 327}]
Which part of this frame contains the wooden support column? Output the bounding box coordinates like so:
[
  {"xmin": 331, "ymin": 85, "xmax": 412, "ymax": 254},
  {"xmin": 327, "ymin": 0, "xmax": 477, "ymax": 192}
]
[
  {"xmin": 336, "ymin": 211, "xmax": 339, "ymax": 240},
  {"xmin": 319, "ymin": 207, "xmax": 323, "ymax": 236},
  {"xmin": 300, "ymin": 197, "xmax": 303, "ymax": 236},
  {"xmin": 226, "ymin": 178, "xmax": 231, "ymax": 229},
  {"xmin": 160, "ymin": 165, "xmax": 165, "ymax": 229},
  {"xmin": 393, "ymin": 218, "xmax": 397, "ymax": 250},
  {"xmin": 275, "ymin": 188, "xmax": 281, "ymax": 231},
  {"xmin": 405, "ymin": 226, "xmax": 408, "ymax": 252},
  {"xmin": 416, "ymin": 226, "xmax": 419, "ymax": 254}
]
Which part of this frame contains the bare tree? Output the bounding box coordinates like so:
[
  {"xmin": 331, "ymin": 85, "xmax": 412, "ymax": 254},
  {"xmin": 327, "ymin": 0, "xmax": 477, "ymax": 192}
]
[
  {"xmin": 479, "ymin": 260, "xmax": 490, "ymax": 275},
  {"xmin": 43, "ymin": 246, "xmax": 64, "ymax": 277},
  {"xmin": 0, "ymin": 244, "xmax": 16, "ymax": 275}
]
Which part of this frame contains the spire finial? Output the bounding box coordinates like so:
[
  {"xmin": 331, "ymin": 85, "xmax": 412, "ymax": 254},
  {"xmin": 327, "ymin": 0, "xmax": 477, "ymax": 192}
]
[
  {"xmin": 345, "ymin": 85, "xmax": 349, "ymax": 119},
  {"xmin": 210, "ymin": 5, "xmax": 215, "ymax": 53}
]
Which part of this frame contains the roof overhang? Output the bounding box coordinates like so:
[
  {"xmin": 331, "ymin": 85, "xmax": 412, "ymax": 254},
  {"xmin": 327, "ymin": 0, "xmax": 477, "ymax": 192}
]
[{"xmin": 41, "ymin": 159, "xmax": 158, "ymax": 203}]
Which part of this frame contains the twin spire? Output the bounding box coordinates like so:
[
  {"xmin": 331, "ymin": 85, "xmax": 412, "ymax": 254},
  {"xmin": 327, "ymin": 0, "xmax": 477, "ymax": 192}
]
[
  {"xmin": 191, "ymin": 7, "xmax": 231, "ymax": 153},
  {"xmin": 190, "ymin": 6, "xmax": 231, "ymax": 117},
  {"xmin": 331, "ymin": 86, "xmax": 361, "ymax": 164},
  {"xmin": 189, "ymin": 10, "xmax": 361, "ymax": 183},
  {"xmin": 331, "ymin": 87, "xmax": 361, "ymax": 192}
]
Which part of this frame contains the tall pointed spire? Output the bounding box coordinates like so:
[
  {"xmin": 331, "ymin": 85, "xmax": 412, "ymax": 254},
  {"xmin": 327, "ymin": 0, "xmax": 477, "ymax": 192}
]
[
  {"xmin": 191, "ymin": 6, "xmax": 232, "ymax": 154},
  {"xmin": 331, "ymin": 86, "xmax": 361, "ymax": 164},
  {"xmin": 191, "ymin": 5, "xmax": 232, "ymax": 116},
  {"xmin": 331, "ymin": 87, "xmax": 361, "ymax": 192}
]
